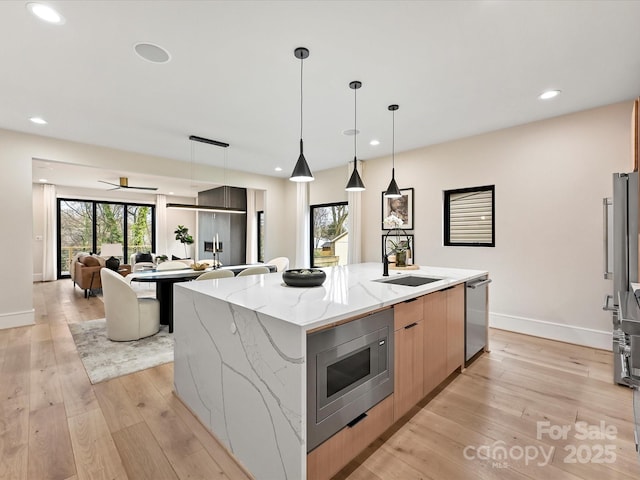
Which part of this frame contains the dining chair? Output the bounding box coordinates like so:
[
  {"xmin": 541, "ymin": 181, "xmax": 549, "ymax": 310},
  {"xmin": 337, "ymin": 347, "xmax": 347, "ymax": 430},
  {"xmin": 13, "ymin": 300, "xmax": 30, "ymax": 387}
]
[
  {"xmin": 132, "ymin": 261, "xmax": 155, "ymax": 272},
  {"xmin": 237, "ymin": 266, "xmax": 271, "ymax": 277},
  {"xmin": 265, "ymin": 257, "xmax": 289, "ymax": 272},
  {"xmin": 196, "ymin": 270, "xmax": 234, "ymax": 281},
  {"xmin": 100, "ymin": 268, "xmax": 160, "ymax": 341},
  {"xmin": 156, "ymin": 260, "xmax": 189, "ymax": 271}
]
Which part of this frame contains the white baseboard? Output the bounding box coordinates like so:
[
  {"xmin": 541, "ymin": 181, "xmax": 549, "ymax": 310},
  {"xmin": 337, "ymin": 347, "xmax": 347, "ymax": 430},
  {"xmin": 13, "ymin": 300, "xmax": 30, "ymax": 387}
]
[
  {"xmin": 489, "ymin": 312, "xmax": 611, "ymax": 350},
  {"xmin": 0, "ymin": 309, "xmax": 35, "ymax": 330},
  {"xmin": 33, "ymin": 273, "xmax": 43, "ymax": 282}
]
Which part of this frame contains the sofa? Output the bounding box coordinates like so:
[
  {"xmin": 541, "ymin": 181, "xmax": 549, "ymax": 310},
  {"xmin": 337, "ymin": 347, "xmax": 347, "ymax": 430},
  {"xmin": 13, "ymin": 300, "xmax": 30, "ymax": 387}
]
[{"xmin": 71, "ymin": 252, "xmax": 131, "ymax": 298}]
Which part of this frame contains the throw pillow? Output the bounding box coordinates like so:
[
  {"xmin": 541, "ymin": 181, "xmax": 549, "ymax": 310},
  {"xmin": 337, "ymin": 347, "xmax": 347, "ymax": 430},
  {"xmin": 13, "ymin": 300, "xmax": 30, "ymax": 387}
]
[
  {"xmin": 136, "ymin": 252, "xmax": 153, "ymax": 263},
  {"xmin": 82, "ymin": 256, "xmax": 100, "ymax": 267},
  {"xmin": 92, "ymin": 254, "xmax": 106, "ymax": 266}
]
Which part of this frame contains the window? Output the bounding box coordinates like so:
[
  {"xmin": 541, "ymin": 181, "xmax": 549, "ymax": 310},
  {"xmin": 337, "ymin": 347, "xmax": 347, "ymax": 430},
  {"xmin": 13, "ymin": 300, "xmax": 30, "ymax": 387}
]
[
  {"xmin": 310, "ymin": 202, "xmax": 349, "ymax": 267},
  {"xmin": 57, "ymin": 198, "xmax": 155, "ymax": 277},
  {"xmin": 257, "ymin": 210, "xmax": 265, "ymax": 263},
  {"xmin": 444, "ymin": 185, "xmax": 494, "ymax": 247}
]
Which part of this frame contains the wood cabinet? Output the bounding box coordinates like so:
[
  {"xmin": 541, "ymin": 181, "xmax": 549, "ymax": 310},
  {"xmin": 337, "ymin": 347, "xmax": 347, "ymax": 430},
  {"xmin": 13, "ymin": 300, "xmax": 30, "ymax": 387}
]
[
  {"xmin": 446, "ymin": 284, "xmax": 465, "ymax": 375},
  {"xmin": 423, "ymin": 283, "xmax": 465, "ymax": 396},
  {"xmin": 393, "ymin": 298, "xmax": 424, "ymax": 419},
  {"xmin": 423, "ymin": 289, "xmax": 448, "ymax": 395},
  {"xmin": 307, "ymin": 394, "xmax": 394, "ymax": 480}
]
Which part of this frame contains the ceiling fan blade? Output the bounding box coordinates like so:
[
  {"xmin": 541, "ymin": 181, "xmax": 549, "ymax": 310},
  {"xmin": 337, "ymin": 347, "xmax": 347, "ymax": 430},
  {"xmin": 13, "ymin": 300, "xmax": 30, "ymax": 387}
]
[
  {"xmin": 125, "ymin": 185, "xmax": 158, "ymax": 191},
  {"xmin": 98, "ymin": 180, "xmax": 120, "ymax": 188}
]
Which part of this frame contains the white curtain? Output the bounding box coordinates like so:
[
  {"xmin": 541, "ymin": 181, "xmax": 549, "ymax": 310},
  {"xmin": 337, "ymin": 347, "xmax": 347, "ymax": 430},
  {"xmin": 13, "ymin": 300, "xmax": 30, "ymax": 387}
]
[
  {"xmin": 245, "ymin": 189, "xmax": 258, "ymax": 263},
  {"xmin": 347, "ymin": 160, "xmax": 364, "ymax": 264},
  {"xmin": 295, "ymin": 182, "xmax": 310, "ymax": 269},
  {"xmin": 42, "ymin": 184, "xmax": 57, "ymax": 281},
  {"xmin": 156, "ymin": 194, "xmax": 167, "ymax": 256}
]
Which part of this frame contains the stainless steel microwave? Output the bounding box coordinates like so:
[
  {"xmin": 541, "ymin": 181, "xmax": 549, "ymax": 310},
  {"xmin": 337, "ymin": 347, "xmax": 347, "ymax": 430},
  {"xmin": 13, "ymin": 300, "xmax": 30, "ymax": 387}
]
[{"xmin": 306, "ymin": 308, "xmax": 394, "ymax": 452}]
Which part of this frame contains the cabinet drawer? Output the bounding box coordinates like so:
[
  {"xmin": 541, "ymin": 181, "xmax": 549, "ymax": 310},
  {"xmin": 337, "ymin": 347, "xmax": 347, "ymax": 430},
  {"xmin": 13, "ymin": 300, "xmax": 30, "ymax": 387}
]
[
  {"xmin": 394, "ymin": 297, "xmax": 424, "ymax": 330},
  {"xmin": 307, "ymin": 394, "xmax": 394, "ymax": 480}
]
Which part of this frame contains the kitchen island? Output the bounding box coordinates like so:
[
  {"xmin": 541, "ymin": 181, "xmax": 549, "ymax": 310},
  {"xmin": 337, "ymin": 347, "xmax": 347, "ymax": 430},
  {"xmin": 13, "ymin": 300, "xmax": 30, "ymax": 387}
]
[{"xmin": 173, "ymin": 263, "xmax": 487, "ymax": 480}]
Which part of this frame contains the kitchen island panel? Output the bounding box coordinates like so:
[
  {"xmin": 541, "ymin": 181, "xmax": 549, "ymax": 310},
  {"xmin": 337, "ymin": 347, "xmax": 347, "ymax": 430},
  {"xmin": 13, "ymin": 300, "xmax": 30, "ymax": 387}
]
[{"xmin": 173, "ymin": 286, "xmax": 306, "ymax": 480}]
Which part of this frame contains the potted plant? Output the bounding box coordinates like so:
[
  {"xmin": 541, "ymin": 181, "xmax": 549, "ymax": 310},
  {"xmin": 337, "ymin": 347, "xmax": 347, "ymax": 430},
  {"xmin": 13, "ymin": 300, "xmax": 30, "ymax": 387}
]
[
  {"xmin": 156, "ymin": 254, "xmax": 168, "ymax": 264},
  {"xmin": 383, "ymin": 214, "xmax": 411, "ymax": 267},
  {"xmin": 174, "ymin": 225, "xmax": 194, "ymax": 259}
]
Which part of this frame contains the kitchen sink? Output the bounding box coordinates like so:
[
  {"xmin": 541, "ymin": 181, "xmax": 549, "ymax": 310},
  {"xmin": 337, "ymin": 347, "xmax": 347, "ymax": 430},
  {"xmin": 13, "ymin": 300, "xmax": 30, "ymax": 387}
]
[{"xmin": 374, "ymin": 275, "xmax": 444, "ymax": 287}]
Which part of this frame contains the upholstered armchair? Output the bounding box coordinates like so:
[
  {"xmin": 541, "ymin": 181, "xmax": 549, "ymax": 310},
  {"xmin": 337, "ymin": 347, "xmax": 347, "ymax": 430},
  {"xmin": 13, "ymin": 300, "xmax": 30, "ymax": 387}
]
[
  {"xmin": 73, "ymin": 253, "xmax": 106, "ymax": 298},
  {"xmin": 100, "ymin": 268, "xmax": 160, "ymax": 341}
]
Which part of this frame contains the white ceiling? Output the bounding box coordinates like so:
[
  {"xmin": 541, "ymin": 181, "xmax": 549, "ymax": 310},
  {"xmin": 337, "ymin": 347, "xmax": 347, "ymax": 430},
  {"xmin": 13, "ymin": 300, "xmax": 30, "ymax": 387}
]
[{"xmin": 3, "ymin": 1, "xmax": 640, "ymax": 194}]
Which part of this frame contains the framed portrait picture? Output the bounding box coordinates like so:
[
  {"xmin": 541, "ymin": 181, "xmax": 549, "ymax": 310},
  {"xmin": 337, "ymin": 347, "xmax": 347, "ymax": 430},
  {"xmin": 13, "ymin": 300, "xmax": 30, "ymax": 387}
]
[
  {"xmin": 381, "ymin": 187, "xmax": 414, "ymax": 230},
  {"xmin": 381, "ymin": 234, "xmax": 415, "ymax": 262}
]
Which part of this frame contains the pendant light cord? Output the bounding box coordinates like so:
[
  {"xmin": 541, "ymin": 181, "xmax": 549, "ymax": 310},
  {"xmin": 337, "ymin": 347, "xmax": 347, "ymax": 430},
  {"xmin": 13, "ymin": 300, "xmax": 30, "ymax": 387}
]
[
  {"xmin": 392, "ymin": 108, "xmax": 395, "ymax": 170},
  {"xmin": 300, "ymin": 55, "xmax": 304, "ymax": 140},
  {"xmin": 354, "ymin": 85, "xmax": 357, "ymax": 164}
]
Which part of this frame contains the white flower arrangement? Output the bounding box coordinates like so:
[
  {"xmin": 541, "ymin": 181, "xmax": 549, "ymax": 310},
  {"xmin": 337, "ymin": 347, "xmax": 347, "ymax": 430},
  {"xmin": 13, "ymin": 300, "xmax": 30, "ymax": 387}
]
[{"xmin": 384, "ymin": 213, "xmax": 404, "ymax": 229}]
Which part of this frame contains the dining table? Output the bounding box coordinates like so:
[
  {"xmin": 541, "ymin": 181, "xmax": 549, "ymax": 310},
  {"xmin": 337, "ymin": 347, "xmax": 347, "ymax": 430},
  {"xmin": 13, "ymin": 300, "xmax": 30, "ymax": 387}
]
[{"xmin": 128, "ymin": 263, "xmax": 277, "ymax": 332}]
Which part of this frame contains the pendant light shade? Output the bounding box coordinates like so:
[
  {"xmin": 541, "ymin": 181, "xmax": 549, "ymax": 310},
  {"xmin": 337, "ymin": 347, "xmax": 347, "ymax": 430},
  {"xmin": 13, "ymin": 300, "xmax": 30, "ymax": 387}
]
[
  {"xmin": 290, "ymin": 47, "xmax": 314, "ymax": 182},
  {"xmin": 345, "ymin": 80, "xmax": 365, "ymax": 192},
  {"xmin": 346, "ymin": 157, "xmax": 366, "ymax": 191},
  {"xmin": 384, "ymin": 104, "xmax": 402, "ymax": 198}
]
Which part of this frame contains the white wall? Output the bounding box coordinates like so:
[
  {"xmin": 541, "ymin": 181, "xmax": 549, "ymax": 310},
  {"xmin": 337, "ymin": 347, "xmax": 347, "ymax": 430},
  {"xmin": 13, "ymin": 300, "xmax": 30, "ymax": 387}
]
[
  {"xmin": 1, "ymin": 130, "xmax": 35, "ymax": 328},
  {"xmin": 309, "ymin": 101, "xmax": 634, "ymax": 348}
]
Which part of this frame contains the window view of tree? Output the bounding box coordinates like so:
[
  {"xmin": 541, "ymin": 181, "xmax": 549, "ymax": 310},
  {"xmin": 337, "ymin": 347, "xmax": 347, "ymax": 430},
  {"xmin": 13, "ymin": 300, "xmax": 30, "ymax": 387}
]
[
  {"xmin": 128, "ymin": 205, "xmax": 153, "ymax": 259},
  {"xmin": 311, "ymin": 202, "xmax": 349, "ymax": 267},
  {"xmin": 57, "ymin": 199, "xmax": 155, "ymax": 277},
  {"xmin": 59, "ymin": 200, "xmax": 94, "ymax": 275}
]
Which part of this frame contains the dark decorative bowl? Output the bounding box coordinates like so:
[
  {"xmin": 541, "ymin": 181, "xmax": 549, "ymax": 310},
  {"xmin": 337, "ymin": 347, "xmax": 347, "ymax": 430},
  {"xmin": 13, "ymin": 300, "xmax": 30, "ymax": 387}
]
[{"xmin": 282, "ymin": 269, "xmax": 326, "ymax": 287}]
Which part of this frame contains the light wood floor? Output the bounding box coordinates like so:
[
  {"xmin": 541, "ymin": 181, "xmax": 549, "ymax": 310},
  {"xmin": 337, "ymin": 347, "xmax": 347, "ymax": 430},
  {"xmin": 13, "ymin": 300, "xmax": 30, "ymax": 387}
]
[{"xmin": 1, "ymin": 280, "xmax": 639, "ymax": 480}]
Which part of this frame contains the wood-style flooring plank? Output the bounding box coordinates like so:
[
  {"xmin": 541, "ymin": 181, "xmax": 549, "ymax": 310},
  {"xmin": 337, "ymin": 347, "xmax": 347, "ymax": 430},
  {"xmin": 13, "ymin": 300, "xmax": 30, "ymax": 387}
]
[
  {"xmin": 28, "ymin": 403, "xmax": 76, "ymax": 480},
  {"xmin": 0, "ymin": 395, "xmax": 29, "ymax": 480},
  {"xmin": 29, "ymin": 339, "xmax": 64, "ymax": 411},
  {"xmin": 119, "ymin": 370, "xmax": 202, "ymax": 466},
  {"xmin": 93, "ymin": 379, "xmax": 143, "ymax": 434},
  {"xmin": 67, "ymin": 408, "xmax": 128, "ymax": 480},
  {"xmin": 112, "ymin": 422, "xmax": 178, "ymax": 480}
]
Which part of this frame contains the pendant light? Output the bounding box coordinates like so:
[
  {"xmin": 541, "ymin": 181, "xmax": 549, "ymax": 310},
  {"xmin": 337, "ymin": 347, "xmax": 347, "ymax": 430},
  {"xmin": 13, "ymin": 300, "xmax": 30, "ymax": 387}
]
[
  {"xmin": 290, "ymin": 47, "xmax": 314, "ymax": 182},
  {"xmin": 345, "ymin": 80, "xmax": 365, "ymax": 192},
  {"xmin": 384, "ymin": 104, "xmax": 402, "ymax": 198}
]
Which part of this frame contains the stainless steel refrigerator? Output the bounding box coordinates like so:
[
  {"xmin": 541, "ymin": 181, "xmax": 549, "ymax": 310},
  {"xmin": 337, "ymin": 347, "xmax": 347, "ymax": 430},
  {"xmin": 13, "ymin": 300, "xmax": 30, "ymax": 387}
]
[{"xmin": 604, "ymin": 172, "xmax": 638, "ymax": 384}]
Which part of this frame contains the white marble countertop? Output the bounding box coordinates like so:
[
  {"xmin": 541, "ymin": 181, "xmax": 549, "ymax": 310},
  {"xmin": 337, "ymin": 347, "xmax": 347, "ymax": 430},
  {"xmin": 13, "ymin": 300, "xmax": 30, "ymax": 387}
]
[{"xmin": 176, "ymin": 262, "xmax": 487, "ymax": 331}]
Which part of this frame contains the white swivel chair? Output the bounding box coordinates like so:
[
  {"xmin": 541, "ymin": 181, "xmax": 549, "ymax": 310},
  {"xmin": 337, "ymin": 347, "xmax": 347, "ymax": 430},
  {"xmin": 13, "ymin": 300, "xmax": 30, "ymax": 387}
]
[
  {"xmin": 196, "ymin": 270, "xmax": 235, "ymax": 281},
  {"xmin": 237, "ymin": 266, "xmax": 271, "ymax": 277},
  {"xmin": 100, "ymin": 268, "xmax": 160, "ymax": 341},
  {"xmin": 132, "ymin": 261, "xmax": 155, "ymax": 272},
  {"xmin": 266, "ymin": 257, "xmax": 289, "ymax": 272},
  {"xmin": 156, "ymin": 260, "xmax": 189, "ymax": 271}
]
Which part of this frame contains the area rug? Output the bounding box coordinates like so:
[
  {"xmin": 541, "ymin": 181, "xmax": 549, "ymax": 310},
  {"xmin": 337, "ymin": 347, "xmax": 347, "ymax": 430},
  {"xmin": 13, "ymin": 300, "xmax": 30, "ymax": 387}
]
[{"xmin": 69, "ymin": 318, "xmax": 173, "ymax": 384}]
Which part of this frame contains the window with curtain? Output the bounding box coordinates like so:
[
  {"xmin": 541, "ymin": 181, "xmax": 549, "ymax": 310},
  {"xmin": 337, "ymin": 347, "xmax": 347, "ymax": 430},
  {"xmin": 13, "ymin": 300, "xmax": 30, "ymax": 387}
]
[
  {"xmin": 57, "ymin": 198, "xmax": 155, "ymax": 277},
  {"xmin": 444, "ymin": 185, "xmax": 495, "ymax": 247},
  {"xmin": 310, "ymin": 202, "xmax": 349, "ymax": 267}
]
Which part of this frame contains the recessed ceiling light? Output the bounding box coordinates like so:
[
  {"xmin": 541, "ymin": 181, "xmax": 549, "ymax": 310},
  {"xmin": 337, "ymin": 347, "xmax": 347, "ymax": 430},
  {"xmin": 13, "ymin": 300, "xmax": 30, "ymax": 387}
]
[
  {"xmin": 342, "ymin": 129, "xmax": 360, "ymax": 136},
  {"xmin": 38, "ymin": 178, "xmax": 48, "ymax": 183},
  {"xmin": 26, "ymin": 2, "xmax": 65, "ymax": 25},
  {"xmin": 370, "ymin": 139, "xmax": 380, "ymax": 146},
  {"xmin": 538, "ymin": 89, "xmax": 561, "ymax": 100},
  {"xmin": 274, "ymin": 167, "xmax": 283, "ymax": 172},
  {"xmin": 134, "ymin": 42, "xmax": 171, "ymax": 64},
  {"xmin": 168, "ymin": 191, "xmax": 174, "ymax": 195},
  {"xmin": 30, "ymin": 116, "xmax": 47, "ymax": 125}
]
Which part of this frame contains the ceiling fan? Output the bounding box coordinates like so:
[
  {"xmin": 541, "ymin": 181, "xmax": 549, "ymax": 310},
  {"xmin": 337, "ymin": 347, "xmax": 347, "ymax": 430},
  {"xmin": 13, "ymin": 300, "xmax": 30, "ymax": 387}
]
[{"xmin": 98, "ymin": 177, "xmax": 158, "ymax": 191}]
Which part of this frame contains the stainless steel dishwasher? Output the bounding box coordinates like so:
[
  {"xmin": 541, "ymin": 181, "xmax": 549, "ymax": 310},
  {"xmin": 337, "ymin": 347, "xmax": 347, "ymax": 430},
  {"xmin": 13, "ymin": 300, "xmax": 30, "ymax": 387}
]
[{"xmin": 465, "ymin": 276, "xmax": 491, "ymax": 363}]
